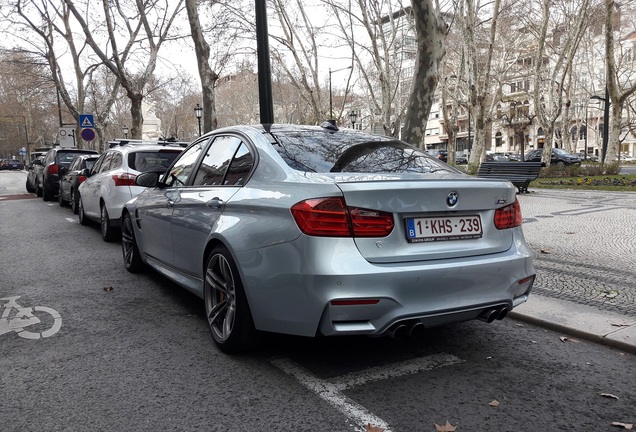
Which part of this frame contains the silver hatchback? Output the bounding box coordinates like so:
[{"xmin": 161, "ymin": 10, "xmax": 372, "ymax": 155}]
[{"xmin": 121, "ymin": 124, "xmax": 535, "ymax": 352}]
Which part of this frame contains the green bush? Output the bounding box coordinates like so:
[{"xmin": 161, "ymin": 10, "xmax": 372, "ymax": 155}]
[{"xmin": 604, "ymin": 161, "xmax": 621, "ymax": 175}]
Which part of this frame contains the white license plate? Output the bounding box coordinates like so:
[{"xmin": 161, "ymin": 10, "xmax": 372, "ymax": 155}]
[{"xmin": 406, "ymin": 215, "xmax": 483, "ymax": 243}]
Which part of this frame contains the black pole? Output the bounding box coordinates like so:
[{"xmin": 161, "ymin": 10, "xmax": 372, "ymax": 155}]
[
  {"xmin": 256, "ymin": 0, "xmax": 274, "ymax": 124},
  {"xmin": 56, "ymin": 88, "xmax": 63, "ymax": 127},
  {"xmin": 601, "ymin": 86, "xmax": 609, "ymax": 163}
]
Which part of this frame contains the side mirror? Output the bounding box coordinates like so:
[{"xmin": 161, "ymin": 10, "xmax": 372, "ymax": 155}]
[
  {"xmin": 32, "ymin": 159, "xmax": 43, "ymax": 166},
  {"xmin": 79, "ymin": 168, "xmax": 91, "ymax": 177},
  {"xmin": 135, "ymin": 171, "xmax": 161, "ymax": 188},
  {"xmin": 59, "ymin": 166, "xmax": 68, "ymax": 176}
]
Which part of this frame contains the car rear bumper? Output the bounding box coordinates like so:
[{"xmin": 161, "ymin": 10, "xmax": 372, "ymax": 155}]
[{"xmin": 235, "ymin": 230, "xmax": 535, "ymax": 337}]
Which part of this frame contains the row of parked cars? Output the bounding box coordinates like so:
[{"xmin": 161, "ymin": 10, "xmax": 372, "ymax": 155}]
[
  {"xmin": 25, "ymin": 124, "xmax": 536, "ymax": 354},
  {"xmin": 0, "ymin": 159, "xmax": 24, "ymax": 170}
]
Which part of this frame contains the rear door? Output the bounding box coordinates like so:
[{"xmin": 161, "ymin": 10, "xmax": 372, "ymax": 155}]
[{"xmin": 170, "ymin": 135, "xmax": 252, "ymax": 277}]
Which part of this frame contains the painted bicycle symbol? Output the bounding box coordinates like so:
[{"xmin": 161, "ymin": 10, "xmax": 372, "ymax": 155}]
[{"xmin": 0, "ymin": 296, "xmax": 62, "ymax": 340}]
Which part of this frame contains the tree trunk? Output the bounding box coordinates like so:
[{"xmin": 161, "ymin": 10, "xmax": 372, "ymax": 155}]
[{"xmin": 402, "ymin": 0, "xmax": 445, "ymax": 148}]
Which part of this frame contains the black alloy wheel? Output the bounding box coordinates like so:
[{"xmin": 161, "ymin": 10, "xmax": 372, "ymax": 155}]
[
  {"xmin": 121, "ymin": 213, "xmax": 143, "ymax": 273},
  {"xmin": 204, "ymin": 246, "xmax": 257, "ymax": 353}
]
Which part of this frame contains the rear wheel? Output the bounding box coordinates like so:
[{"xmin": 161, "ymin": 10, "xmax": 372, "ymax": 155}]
[
  {"xmin": 204, "ymin": 246, "xmax": 257, "ymax": 353},
  {"xmin": 121, "ymin": 212, "xmax": 144, "ymax": 273},
  {"xmin": 100, "ymin": 204, "xmax": 117, "ymax": 242}
]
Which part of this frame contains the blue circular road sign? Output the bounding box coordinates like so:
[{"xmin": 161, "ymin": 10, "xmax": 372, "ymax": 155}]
[{"xmin": 81, "ymin": 128, "xmax": 96, "ymax": 141}]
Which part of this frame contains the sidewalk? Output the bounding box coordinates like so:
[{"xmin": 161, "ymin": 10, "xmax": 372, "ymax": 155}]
[
  {"xmin": 513, "ymin": 189, "xmax": 636, "ymax": 355},
  {"xmin": 509, "ymin": 296, "xmax": 636, "ymax": 355}
]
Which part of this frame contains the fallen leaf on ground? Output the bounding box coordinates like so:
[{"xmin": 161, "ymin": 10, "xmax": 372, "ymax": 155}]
[
  {"xmin": 565, "ymin": 231, "xmax": 575, "ymax": 234},
  {"xmin": 611, "ymin": 422, "xmax": 633, "ymax": 429},
  {"xmin": 489, "ymin": 400, "xmax": 499, "ymax": 407},
  {"xmin": 540, "ymin": 249, "xmax": 551, "ymax": 254},
  {"xmin": 611, "ymin": 323, "xmax": 630, "ymax": 327},
  {"xmin": 103, "ymin": 286, "xmax": 113, "ymax": 292},
  {"xmin": 600, "ymin": 393, "xmax": 619, "ymax": 400},
  {"xmin": 435, "ymin": 421, "xmax": 457, "ymax": 431},
  {"xmin": 364, "ymin": 423, "xmax": 385, "ymax": 432},
  {"xmin": 560, "ymin": 337, "xmax": 568, "ymax": 342}
]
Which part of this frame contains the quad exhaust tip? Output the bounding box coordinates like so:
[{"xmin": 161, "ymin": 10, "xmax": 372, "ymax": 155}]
[{"xmin": 478, "ymin": 306, "xmax": 510, "ymax": 323}]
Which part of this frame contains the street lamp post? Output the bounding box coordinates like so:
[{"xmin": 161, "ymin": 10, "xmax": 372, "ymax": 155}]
[
  {"xmin": 348, "ymin": 110, "xmax": 357, "ymax": 129},
  {"xmin": 194, "ymin": 104, "xmax": 203, "ymax": 137},
  {"xmin": 329, "ymin": 66, "xmax": 352, "ymax": 122},
  {"xmin": 122, "ymin": 125, "xmax": 129, "ymax": 139},
  {"xmin": 590, "ymin": 87, "xmax": 610, "ymax": 163}
]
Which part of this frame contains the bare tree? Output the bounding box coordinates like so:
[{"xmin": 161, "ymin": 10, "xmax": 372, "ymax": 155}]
[{"xmin": 64, "ymin": 0, "xmax": 185, "ymax": 139}]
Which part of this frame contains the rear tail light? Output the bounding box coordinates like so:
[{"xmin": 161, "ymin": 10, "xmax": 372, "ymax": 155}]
[
  {"xmin": 291, "ymin": 197, "xmax": 394, "ymax": 237},
  {"xmin": 112, "ymin": 172, "xmax": 137, "ymax": 187},
  {"xmin": 47, "ymin": 164, "xmax": 59, "ymax": 175},
  {"xmin": 494, "ymin": 198, "xmax": 522, "ymax": 229},
  {"xmin": 78, "ymin": 176, "xmax": 87, "ymax": 184}
]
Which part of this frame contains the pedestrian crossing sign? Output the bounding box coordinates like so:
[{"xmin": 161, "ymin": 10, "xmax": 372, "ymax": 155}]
[{"xmin": 79, "ymin": 114, "xmax": 94, "ymax": 128}]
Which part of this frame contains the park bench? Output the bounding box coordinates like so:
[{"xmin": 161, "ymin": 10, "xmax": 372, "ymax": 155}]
[{"xmin": 476, "ymin": 161, "xmax": 543, "ymax": 194}]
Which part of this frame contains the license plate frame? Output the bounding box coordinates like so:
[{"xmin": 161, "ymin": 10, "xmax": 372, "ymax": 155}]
[{"xmin": 405, "ymin": 215, "xmax": 483, "ymax": 243}]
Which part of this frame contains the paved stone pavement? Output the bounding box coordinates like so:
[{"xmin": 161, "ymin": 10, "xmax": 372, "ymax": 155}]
[{"xmin": 512, "ymin": 189, "xmax": 636, "ymax": 354}]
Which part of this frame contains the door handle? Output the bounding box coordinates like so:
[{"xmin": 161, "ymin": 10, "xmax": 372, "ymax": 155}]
[{"xmin": 206, "ymin": 198, "xmax": 223, "ymax": 208}]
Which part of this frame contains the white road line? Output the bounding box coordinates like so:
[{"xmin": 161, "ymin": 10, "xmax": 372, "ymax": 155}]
[
  {"xmin": 65, "ymin": 218, "xmax": 76, "ymax": 223},
  {"xmin": 332, "ymin": 353, "xmax": 464, "ymax": 391},
  {"xmin": 270, "ymin": 356, "xmax": 391, "ymax": 431},
  {"xmin": 270, "ymin": 353, "xmax": 463, "ymax": 432}
]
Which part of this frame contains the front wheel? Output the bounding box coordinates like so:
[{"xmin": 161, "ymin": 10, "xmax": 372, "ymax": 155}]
[
  {"xmin": 121, "ymin": 212, "xmax": 144, "ymax": 273},
  {"xmin": 78, "ymin": 195, "xmax": 89, "ymax": 226},
  {"xmin": 204, "ymin": 246, "xmax": 257, "ymax": 353},
  {"xmin": 71, "ymin": 189, "xmax": 79, "ymax": 214},
  {"xmin": 58, "ymin": 183, "xmax": 68, "ymax": 207},
  {"xmin": 100, "ymin": 204, "xmax": 117, "ymax": 242}
]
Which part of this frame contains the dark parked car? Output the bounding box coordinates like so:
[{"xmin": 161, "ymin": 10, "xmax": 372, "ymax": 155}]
[
  {"xmin": 2, "ymin": 159, "xmax": 24, "ymax": 170},
  {"xmin": 525, "ymin": 148, "xmax": 581, "ymax": 166},
  {"xmin": 26, "ymin": 156, "xmax": 45, "ymax": 193},
  {"xmin": 35, "ymin": 147, "xmax": 99, "ymax": 201},
  {"xmin": 59, "ymin": 154, "xmax": 100, "ymax": 213},
  {"xmin": 427, "ymin": 149, "xmax": 448, "ymax": 162}
]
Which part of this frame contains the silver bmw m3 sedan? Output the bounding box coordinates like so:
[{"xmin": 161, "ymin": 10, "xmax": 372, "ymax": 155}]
[{"xmin": 121, "ymin": 123, "xmax": 535, "ymax": 352}]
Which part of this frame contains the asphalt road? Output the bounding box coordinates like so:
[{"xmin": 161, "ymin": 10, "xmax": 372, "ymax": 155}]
[{"xmin": 1, "ymin": 170, "xmax": 634, "ymax": 432}]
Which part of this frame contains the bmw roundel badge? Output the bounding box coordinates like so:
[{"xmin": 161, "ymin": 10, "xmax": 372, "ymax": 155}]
[{"xmin": 446, "ymin": 191, "xmax": 458, "ymax": 207}]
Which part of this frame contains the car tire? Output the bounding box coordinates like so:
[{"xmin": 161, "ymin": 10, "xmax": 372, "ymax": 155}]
[
  {"xmin": 204, "ymin": 246, "xmax": 257, "ymax": 353},
  {"xmin": 42, "ymin": 184, "xmax": 53, "ymax": 202},
  {"xmin": 25, "ymin": 179, "xmax": 35, "ymax": 193},
  {"xmin": 71, "ymin": 189, "xmax": 79, "ymax": 214},
  {"xmin": 100, "ymin": 204, "xmax": 117, "ymax": 242},
  {"xmin": 78, "ymin": 195, "xmax": 90, "ymax": 226},
  {"xmin": 121, "ymin": 212, "xmax": 144, "ymax": 273},
  {"xmin": 58, "ymin": 183, "xmax": 68, "ymax": 207}
]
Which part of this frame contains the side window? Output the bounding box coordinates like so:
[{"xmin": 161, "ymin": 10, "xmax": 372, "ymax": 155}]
[
  {"xmin": 69, "ymin": 158, "xmax": 79, "ymax": 171},
  {"xmin": 91, "ymin": 154, "xmax": 105, "ymax": 174},
  {"xmin": 165, "ymin": 141, "xmax": 205, "ymax": 187},
  {"xmin": 110, "ymin": 153, "xmax": 123, "ymax": 170},
  {"xmin": 97, "ymin": 152, "xmax": 114, "ymax": 173},
  {"xmin": 45, "ymin": 150, "xmax": 54, "ymax": 164},
  {"xmin": 223, "ymin": 143, "xmax": 253, "ymax": 186},
  {"xmin": 192, "ymin": 136, "xmax": 243, "ymax": 186}
]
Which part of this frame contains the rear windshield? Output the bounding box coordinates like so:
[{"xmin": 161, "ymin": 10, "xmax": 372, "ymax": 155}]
[
  {"xmin": 270, "ymin": 130, "xmax": 455, "ymax": 174},
  {"xmin": 58, "ymin": 151, "xmax": 96, "ymax": 165},
  {"xmin": 128, "ymin": 150, "xmax": 182, "ymax": 172}
]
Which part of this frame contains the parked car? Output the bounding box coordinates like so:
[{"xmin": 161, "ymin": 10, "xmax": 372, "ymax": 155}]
[
  {"xmin": 2, "ymin": 159, "xmax": 24, "ymax": 170},
  {"xmin": 78, "ymin": 141, "xmax": 184, "ymax": 241},
  {"xmin": 26, "ymin": 156, "xmax": 45, "ymax": 193},
  {"xmin": 121, "ymin": 123, "xmax": 536, "ymax": 353},
  {"xmin": 525, "ymin": 148, "xmax": 581, "ymax": 166},
  {"xmin": 455, "ymin": 152, "xmax": 469, "ymax": 164},
  {"xmin": 427, "ymin": 149, "xmax": 448, "ymax": 162},
  {"xmin": 58, "ymin": 154, "xmax": 100, "ymax": 213},
  {"xmin": 35, "ymin": 147, "xmax": 99, "ymax": 201}
]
